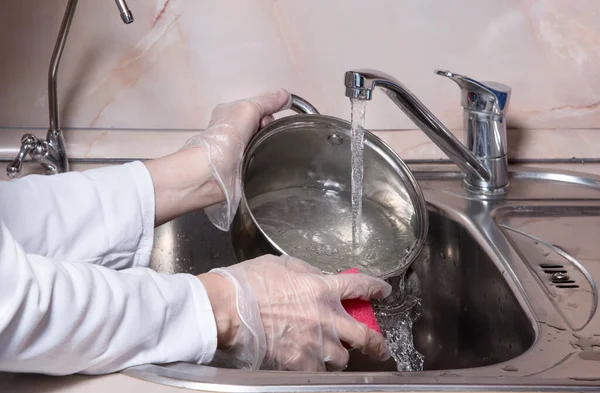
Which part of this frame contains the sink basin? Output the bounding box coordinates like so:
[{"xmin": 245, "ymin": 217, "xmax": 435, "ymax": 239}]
[
  {"xmin": 411, "ymin": 208, "xmax": 534, "ymax": 370},
  {"xmin": 150, "ymin": 209, "xmax": 236, "ymax": 275},
  {"xmin": 123, "ymin": 166, "xmax": 600, "ymax": 391},
  {"xmin": 149, "ymin": 206, "xmax": 536, "ymax": 373},
  {"xmin": 348, "ymin": 209, "xmax": 535, "ymax": 372}
]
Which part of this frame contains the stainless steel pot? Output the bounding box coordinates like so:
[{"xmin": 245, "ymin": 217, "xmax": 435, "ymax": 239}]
[{"xmin": 230, "ymin": 96, "xmax": 428, "ymax": 280}]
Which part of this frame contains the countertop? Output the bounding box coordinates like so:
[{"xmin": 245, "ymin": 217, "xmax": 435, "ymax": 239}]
[{"xmin": 0, "ymin": 373, "xmax": 585, "ymax": 393}]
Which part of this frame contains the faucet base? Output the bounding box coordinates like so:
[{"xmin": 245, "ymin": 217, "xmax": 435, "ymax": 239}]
[
  {"xmin": 463, "ymin": 178, "xmax": 511, "ymax": 197},
  {"xmin": 45, "ymin": 129, "xmax": 69, "ymax": 174},
  {"xmin": 463, "ymin": 155, "xmax": 510, "ymax": 195},
  {"xmin": 5, "ymin": 130, "xmax": 69, "ymax": 178}
]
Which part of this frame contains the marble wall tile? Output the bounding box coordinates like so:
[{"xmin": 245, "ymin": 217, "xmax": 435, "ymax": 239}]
[{"xmin": 0, "ymin": 0, "xmax": 599, "ymax": 158}]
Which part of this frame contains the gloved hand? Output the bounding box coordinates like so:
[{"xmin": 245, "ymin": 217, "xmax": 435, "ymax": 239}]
[
  {"xmin": 202, "ymin": 255, "xmax": 392, "ymax": 371},
  {"xmin": 183, "ymin": 89, "xmax": 292, "ymax": 231}
]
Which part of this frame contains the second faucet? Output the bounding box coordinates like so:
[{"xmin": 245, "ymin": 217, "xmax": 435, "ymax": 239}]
[{"xmin": 7, "ymin": 0, "xmax": 135, "ymax": 178}]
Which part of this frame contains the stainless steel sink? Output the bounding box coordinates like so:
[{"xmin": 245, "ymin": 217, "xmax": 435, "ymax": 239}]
[{"xmin": 123, "ymin": 166, "xmax": 600, "ymax": 392}]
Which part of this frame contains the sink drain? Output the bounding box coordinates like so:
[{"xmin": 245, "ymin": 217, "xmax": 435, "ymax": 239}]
[{"xmin": 539, "ymin": 263, "xmax": 579, "ymax": 288}]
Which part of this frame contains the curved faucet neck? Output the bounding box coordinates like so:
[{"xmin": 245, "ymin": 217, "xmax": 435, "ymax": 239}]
[
  {"xmin": 48, "ymin": 0, "xmax": 134, "ymax": 135},
  {"xmin": 344, "ymin": 69, "xmax": 494, "ymax": 190}
]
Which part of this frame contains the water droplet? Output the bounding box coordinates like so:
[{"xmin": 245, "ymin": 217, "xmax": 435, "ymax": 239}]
[{"xmin": 327, "ymin": 133, "xmax": 343, "ymax": 145}]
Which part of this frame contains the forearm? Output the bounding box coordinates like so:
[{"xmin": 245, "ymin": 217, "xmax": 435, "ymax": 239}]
[
  {"xmin": 0, "ymin": 221, "xmax": 218, "ymax": 375},
  {"xmin": 144, "ymin": 148, "xmax": 224, "ymax": 227}
]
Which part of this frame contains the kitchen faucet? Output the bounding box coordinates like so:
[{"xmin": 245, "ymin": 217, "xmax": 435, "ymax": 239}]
[
  {"xmin": 6, "ymin": 0, "xmax": 134, "ymax": 178},
  {"xmin": 344, "ymin": 69, "xmax": 511, "ymax": 194}
]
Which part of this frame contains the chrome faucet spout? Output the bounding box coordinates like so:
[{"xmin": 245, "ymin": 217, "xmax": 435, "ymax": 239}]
[{"xmin": 344, "ymin": 68, "xmax": 511, "ymax": 194}]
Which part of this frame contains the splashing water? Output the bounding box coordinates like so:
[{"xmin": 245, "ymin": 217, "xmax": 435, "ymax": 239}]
[
  {"xmin": 376, "ymin": 302, "xmax": 425, "ymax": 372},
  {"xmin": 350, "ymin": 99, "xmax": 367, "ymax": 253}
]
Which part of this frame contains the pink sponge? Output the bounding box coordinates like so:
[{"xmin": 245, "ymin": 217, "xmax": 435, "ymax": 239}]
[{"xmin": 339, "ymin": 268, "xmax": 382, "ymax": 348}]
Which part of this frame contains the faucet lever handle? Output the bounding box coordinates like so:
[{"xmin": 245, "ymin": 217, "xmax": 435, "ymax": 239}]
[
  {"xmin": 435, "ymin": 69, "xmax": 511, "ymax": 115},
  {"xmin": 6, "ymin": 134, "xmax": 39, "ymax": 179}
]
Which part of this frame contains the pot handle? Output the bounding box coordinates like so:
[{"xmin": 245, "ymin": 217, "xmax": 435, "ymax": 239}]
[{"xmin": 290, "ymin": 94, "xmax": 320, "ymax": 115}]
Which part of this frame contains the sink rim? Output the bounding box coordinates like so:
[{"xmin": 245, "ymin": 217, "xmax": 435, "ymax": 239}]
[{"xmin": 122, "ymin": 364, "xmax": 600, "ymax": 392}]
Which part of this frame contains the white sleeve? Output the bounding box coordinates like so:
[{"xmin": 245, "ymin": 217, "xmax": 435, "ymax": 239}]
[
  {"xmin": 0, "ymin": 219, "xmax": 218, "ymax": 375},
  {"xmin": 0, "ymin": 161, "xmax": 155, "ymax": 270}
]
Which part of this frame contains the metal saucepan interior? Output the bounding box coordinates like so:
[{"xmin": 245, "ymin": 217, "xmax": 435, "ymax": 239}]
[{"xmin": 231, "ymin": 114, "xmax": 428, "ymax": 280}]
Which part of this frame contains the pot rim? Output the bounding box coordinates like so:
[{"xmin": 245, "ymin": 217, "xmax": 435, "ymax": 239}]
[{"xmin": 239, "ymin": 113, "xmax": 429, "ymax": 279}]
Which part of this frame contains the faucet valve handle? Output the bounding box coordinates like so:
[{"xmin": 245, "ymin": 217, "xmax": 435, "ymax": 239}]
[
  {"xmin": 6, "ymin": 134, "xmax": 39, "ymax": 179},
  {"xmin": 435, "ymin": 70, "xmax": 511, "ymax": 116},
  {"xmin": 436, "ymin": 69, "xmax": 511, "ymax": 193}
]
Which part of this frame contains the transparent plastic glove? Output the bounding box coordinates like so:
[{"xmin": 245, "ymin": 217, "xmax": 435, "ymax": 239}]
[
  {"xmin": 183, "ymin": 89, "xmax": 292, "ymax": 231},
  {"xmin": 209, "ymin": 255, "xmax": 393, "ymax": 371}
]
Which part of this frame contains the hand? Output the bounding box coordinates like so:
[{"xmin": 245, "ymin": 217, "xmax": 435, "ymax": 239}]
[
  {"xmin": 144, "ymin": 89, "xmax": 291, "ymax": 227},
  {"xmin": 183, "ymin": 89, "xmax": 292, "ymax": 231},
  {"xmin": 198, "ymin": 255, "xmax": 392, "ymax": 371}
]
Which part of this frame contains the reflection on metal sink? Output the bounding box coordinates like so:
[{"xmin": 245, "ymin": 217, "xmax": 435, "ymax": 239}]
[{"xmin": 122, "ymin": 167, "xmax": 600, "ymax": 391}]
